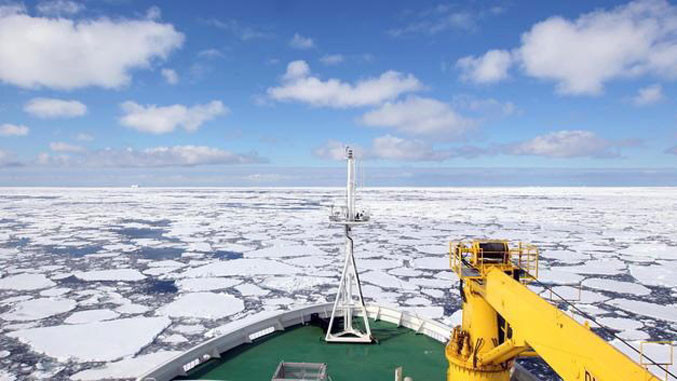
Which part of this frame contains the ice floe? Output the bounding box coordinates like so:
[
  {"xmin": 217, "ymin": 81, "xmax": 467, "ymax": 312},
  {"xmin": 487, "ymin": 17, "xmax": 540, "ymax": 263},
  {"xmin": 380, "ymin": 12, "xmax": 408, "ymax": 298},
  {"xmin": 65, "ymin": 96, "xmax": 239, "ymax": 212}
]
[
  {"xmin": 70, "ymin": 351, "xmax": 181, "ymax": 380},
  {"xmin": 158, "ymin": 292, "xmax": 244, "ymax": 319},
  {"xmin": 582, "ymin": 278, "xmax": 651, "ymax": 296},
  {"xmin": 64, "ymin": 309, "xmax": 120, "ymax": 324},
  {"xmin": 74, "ymin": 269, "xmax": 146, "ymax": 282},
  {"xmin": 0, "ymin": 273, "xmax": 55, "ymax": 291},
  {"xmin": 1, "ymin": 298, "xmax": 76, "ymax": 321},
  {"xmin": 176, "ymin": 277, "xmax": 240, "ymax": 292},
  {"xmin": 245, "ymin": 244, "xmax": 326, "ymax": 258},
  {"xmin": 235, "ymin": 283, "xmax": 270, "ymax": 296},
  {"xmin": 181, "ymin": 258, "xmax": 300, "ymax": 278},
  {"xmin": 607, "ymin": 299, "xmax": 677, "ymax": 322},
  {"xmin": 7, "ymin": 317, "xmax": 171, "ymax": 362}
]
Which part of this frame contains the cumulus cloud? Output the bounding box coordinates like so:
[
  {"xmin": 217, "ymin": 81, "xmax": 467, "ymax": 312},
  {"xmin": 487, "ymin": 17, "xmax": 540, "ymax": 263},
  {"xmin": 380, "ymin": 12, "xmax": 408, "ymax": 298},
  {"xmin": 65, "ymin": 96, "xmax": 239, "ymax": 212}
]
[
  {"xmin": 320, "ymin": 54, "xmax": 344, "ymax": 65},
  {"xmin": 359, "ymin": 96, "xmax": 475, "ymax": 140},
  {"xmin": 632, "ymin": 83, "xmax": 664, "ymax": 105},
  {"xmin": 75, "ymin": 133, "xmax": 94, "ymax": 141},
  {"xmin": 314, "ymin": 136, "xmax": 486, "ymax": 162},
  {"xmin": 451, "ymin": 95, "xmax": 518, "ymax": 117},
  {"xmin": 0, "ymin": 123, "xmax": 29, "ymax": 136},
  {"xmin": 460, "ymin": 0, "xmax": 677, "ymax": 95},
  {"xmin": 518, "ymin": 0, "xmax": 677, "ymax": 95},
  {"xmin": 0, "ymin": 5, "xmax": 184, "ymax": 89},
  {"xmin": 313, "ymin": 140, "xmax": 366, "ymax": 160},
  {"xmin": 50, "ymin": 141, "xmax": 85, "ymax": 153},
  {"xmin": 145, "ymin": 6, "xmax": 161, "ymax": 21},
  {"xmin": 35, "ymin": 0, "xmax": 84, "ymax": 16},
  {"xmin": 161, "ymin": 68, "xmax": 179, "ymax": 84},
  {"xmin": 289, "ymin": 33, "xmax": 314, "ymax": 49},
  {"xmin": 119, "ymin": 100, "xmax": 228, "ymax": 134},
  {"xmin": 267, "ymin": 60, "xmax": 423, "ymax": 108},
  {"xmin": 204, "ymin": 18, "xmax": 272, "ymax": 41},
  {"xmin": 0, "ymin": 149, "xmax": 16, "ymax": 167},
  {"xmin": 370, "ymin": 135, "xmax": 453, "ymax": 161},
  {"xmin": 389, "ymin": 5, "xmax": 475, "ymax": 36},
  {"xmin": 456, "ymin": 49, "xmax": 512, "ymax": 83},
  {"xmin": 505, "ymin": 130, "xmax": 624, "ymax": 158},
  {"xmin": 36, "ymin": 145, "xmax": 265, "ymax": 167},
  {"xmin": 24, "ymin": 98, "xmax": 86, "ymax": 118}
]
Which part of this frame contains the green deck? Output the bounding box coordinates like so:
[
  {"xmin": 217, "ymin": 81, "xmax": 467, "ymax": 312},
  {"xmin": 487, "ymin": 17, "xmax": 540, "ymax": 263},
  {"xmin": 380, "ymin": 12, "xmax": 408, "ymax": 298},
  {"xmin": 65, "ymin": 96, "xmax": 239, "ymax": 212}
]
[{"xmin": 177, "ymin": 319, "xmax": 447, "ymax": 381}]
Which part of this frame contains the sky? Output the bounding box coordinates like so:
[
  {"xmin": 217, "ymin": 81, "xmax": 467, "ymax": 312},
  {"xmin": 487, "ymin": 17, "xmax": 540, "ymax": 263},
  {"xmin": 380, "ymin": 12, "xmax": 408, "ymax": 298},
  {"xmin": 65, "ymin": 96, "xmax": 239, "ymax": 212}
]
[{"xmin": 1, "ymin": 0, "xmax": 677, "ymax": 186}]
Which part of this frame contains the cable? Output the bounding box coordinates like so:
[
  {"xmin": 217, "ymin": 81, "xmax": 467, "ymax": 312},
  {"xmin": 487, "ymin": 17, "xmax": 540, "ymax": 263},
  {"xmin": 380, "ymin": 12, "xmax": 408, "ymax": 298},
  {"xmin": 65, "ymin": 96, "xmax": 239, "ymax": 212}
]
[{"xmin": 529, "ymin": 275, "xmax": 677, "ymax": 380}]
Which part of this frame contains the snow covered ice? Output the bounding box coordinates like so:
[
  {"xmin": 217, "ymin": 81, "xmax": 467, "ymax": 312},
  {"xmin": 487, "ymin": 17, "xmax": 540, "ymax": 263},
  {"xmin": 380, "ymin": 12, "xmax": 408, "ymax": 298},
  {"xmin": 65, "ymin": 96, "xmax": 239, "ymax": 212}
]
[{"xmin": 0, "ymin": 187, "xmax": 676, "ymax": 380}]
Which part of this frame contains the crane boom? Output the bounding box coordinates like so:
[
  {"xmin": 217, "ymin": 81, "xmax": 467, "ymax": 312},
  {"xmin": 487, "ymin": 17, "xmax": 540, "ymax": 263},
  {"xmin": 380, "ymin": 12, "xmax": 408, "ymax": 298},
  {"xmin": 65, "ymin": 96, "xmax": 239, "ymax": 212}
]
[
  {"xmin": 482, "ymin": 268, "xmax": 660, "ymax": 381},
  {"xmin": 445, "ymin": 240, "xmax": 664, "ymax": 381}
]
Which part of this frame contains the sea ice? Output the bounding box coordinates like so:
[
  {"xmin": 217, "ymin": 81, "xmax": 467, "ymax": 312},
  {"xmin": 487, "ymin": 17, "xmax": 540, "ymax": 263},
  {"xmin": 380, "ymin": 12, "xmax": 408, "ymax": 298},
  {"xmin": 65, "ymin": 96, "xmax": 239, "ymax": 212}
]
[
  {"xmin": 548, "ymin": 286, "xmax": 609, "ymax": 304},
  {"xmin": 630, "ymin": 264, "xmax": 677, "ymax": 288},
  {"xmin": 261, "ymin": 276, "xmax": 333, "ymax": 293},
  {"xmin": 607, "ymin": 299, "xmax": 677, "ymax": 323},
  {"xmin": 74, "ymin": 269, "xmax": 146, "ymax": 282},
  {"xmin": 1, "ymin": 298, "xmax": 76, "ymax": 321},
  {"xmin": 70, "ymin": 351, "xmax": 182, "ymax": 380},
  {"xmin": 235, "ymin": 283, "xmax": 270, "ymax": 296},
  {"xmin": 176, "ymin": 277, "xmax": 241, "ymax": 292},
  {"xmin": 158, "ymin": 292, "xmax": 244, "ymax": 319},
  {"xmin": 582, "ymin": 278, "xmax": 651, "ymax": 296},
  {"xmin": 411, "ymin": 256, "xmax": 449, "ymax": 270},
  {"xmin": 555, "ymin": 258, "xmax": 626, "ymax": 275},
  {"xmin": 181, "ymin": 258, "xmax": 300, "ymax": 278},
  {"xmin": 0, "ymin": 273, "xmax": 55, "ymax": 291},
  {"xmin": 597, "ymin": 316, "xmax": 643, "ymax": 331},
  {"xmin": 64, "ymin": 309, "xmax": 120, "ymax": 324},
  {"xmin": 7, "ymin": 317, "xmax": 171, "ymax": 362},
  {"xmin": 361, "ymin": 271, "xmax": 418, "ymax": 290},
  {"xmin": 246, "ymin": 244, "xmax": 326, "ymax": 258}
]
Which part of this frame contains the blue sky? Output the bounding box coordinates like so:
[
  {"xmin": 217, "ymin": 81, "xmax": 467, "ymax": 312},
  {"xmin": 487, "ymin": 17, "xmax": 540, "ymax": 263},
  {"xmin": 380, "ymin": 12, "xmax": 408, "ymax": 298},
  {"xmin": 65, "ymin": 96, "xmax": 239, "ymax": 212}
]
[{"xmin": 0, "ymin": 0, "xmax": 676, "ymax": 186}]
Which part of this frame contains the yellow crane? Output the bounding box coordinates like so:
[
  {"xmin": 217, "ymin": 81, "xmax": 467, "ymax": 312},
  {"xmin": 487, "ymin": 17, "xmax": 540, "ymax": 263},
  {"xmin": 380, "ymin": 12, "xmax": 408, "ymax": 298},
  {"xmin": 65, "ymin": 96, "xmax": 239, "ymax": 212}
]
[{"xmin": 446, "ymin": 240, "xmax": 674, "ymax": 381}]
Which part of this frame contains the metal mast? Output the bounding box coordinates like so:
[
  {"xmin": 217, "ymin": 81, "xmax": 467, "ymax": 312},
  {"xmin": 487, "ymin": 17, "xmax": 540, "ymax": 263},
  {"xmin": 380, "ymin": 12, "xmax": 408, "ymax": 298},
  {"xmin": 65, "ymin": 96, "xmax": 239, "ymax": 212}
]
[{"xmin": 325, "ymin": 147, "xmax": 373, "ymax": 343}]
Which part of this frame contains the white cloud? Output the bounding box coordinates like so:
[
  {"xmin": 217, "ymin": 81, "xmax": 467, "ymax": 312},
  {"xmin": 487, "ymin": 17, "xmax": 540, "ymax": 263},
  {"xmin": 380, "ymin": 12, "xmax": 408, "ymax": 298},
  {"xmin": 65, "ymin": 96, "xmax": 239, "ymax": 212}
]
[
  {"xmin": 451, "ymin": 95, "xmax": 518, "ymax": 117},
  {"xmin": 517, "ymin": 0, "xmax": 677, "ymax": 95},
  {"xmin": 320, "ymin": 54, "xmax": 344, "ymax": 65},
  {"xmin": 267, "ymin": 60, "xmax": 423, "ymax": 108},
  {"xmin": 145, "ymin": 6, "xmax": 161, "ymax": 21},
  {"xmin": 204, "ymin": 18, "xmax": 272, "ymax": 41},
  {"xmin": 50, "ymin": 141, "xmax": 85, "ymax": 153},
  {"xmin": 36, "ymin": 145, "xmax": 265, "ymax": 167},
  {"xmin": 389, "ymin": 5, "xmax": 476, "ymax": 37},
  {"xmin": 456, "ymin": 49, "xmax": 512, "ymax": 83},
  {"xmin": 666, "ymin": 145, "xmax": 677, "ymax": 155},
  {"xmin": 313, "ymin": 140, "xmax": 366, "ymax": 160},
  {"xmin": 24, "ymin": 98, "xmax": 86, "ymax": 118},
  {"xmin": 359, "ymin": 96, "xmax": 475, "ymax": 140},
  {"xmin": 0, "ymin": 6, "xmax": 184, "ymax": 89},
  {"xmin": 632, "ymin": 83, "xmax": 664, "ymax": 105},
  {"xmin": 506, "ymin": 130, "xmax": 621, "ymax": 158},
  {"xmin": 119, "ymin": 100, "xmax": 228, "ymax": 134},
  {"xmin": 370, "ymin": 135, "xmax": 453, "ymax": 161},
  {"xmin": 0, "ymin": 123, "xmax": 29, "ymax": 136},
  {"xmin": 289, "ymin": 33, "xmax": 314, "ymax": 49},
  {"xmin": 0, "ymin": 149, "xmax": 17, "ymax": 167},
  {"xmin": 198, "ymin": 48, "xmax": 224, "ymax": 59},
  {"xmin": 75, "ymin": 133, "xmax": 94, "ymax": 141},
  {"xmin": 314, "ymin": 135, "xmax": 480, "ymax": 162},
  {"xmin": 161, "ymin": 68, "xmax": 179, "ymax": 84},
  {"xmin": 36, "ymin": 0, "xmax": 84, "ymax": 16}
]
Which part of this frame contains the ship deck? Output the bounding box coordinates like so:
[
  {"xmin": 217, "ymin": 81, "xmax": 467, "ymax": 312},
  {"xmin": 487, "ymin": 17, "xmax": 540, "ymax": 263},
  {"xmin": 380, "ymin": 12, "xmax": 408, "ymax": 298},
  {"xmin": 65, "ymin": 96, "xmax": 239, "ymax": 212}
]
[{"xmin": 176, "ymin": 319, "xmax": 446, "ymax": 380}]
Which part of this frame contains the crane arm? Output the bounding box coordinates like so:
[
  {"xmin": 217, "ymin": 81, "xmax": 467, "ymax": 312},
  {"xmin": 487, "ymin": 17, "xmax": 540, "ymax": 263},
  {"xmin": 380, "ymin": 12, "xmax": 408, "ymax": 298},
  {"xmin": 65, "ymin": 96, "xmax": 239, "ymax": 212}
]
[{"xmin": 480, "ymin": 268, "xmax": 660, "ymax": 381}]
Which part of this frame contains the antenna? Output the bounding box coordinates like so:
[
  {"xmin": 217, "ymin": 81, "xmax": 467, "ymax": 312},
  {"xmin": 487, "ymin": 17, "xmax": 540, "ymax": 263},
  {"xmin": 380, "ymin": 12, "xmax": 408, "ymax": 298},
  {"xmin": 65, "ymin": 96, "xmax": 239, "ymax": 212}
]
[{"xmin": 325, "ymin": 146, "xmax": 373, "ymax": 343}]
